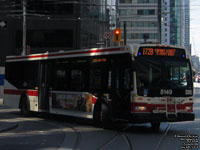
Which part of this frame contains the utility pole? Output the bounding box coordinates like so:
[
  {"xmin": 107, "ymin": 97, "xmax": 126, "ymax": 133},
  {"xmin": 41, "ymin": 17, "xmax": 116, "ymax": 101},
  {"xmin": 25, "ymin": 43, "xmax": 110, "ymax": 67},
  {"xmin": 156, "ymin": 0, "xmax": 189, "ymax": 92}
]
[
  {"xmin": 124, "ymin": 21, "xmax": 126, "ymax": 46},
  {"xmin": 22, "ymin": 0, "xmax": 27, "ymax": 56}
]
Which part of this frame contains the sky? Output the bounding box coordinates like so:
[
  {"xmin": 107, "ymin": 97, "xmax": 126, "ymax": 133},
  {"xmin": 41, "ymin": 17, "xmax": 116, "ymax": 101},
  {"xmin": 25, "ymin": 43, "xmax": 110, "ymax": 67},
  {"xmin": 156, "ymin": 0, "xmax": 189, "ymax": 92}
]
[{"xmin": 190, "ymin": 0, "xmax": 200, "ymax": 56}]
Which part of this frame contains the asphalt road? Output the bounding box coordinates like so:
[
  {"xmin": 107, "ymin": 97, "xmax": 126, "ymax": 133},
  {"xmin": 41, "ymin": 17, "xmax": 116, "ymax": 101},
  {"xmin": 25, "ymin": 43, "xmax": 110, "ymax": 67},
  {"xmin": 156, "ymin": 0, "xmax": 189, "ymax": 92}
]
[{"xmin": 0, "ymin": 83, "xmax": 200, "ymax": 150}]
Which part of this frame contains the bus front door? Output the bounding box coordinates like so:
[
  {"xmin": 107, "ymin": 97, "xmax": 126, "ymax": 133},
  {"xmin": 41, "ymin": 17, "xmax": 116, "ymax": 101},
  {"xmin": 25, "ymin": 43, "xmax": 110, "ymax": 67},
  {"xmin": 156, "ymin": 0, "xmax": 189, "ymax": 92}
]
[
  {"xmin": 39, "ymin": 62, "xmax": 50, "ymax": 111},
  {"xmin": 111, "ymin": 68, "xmax": 131, "ymax": 119}
]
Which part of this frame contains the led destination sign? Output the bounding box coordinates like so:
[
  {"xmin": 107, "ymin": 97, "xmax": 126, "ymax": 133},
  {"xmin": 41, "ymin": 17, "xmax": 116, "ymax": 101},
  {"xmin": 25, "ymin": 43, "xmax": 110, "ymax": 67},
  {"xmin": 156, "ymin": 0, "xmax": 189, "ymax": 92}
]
[{"xmin": 138, "ymin": 47, "xmax": 186, "ymax": 58}]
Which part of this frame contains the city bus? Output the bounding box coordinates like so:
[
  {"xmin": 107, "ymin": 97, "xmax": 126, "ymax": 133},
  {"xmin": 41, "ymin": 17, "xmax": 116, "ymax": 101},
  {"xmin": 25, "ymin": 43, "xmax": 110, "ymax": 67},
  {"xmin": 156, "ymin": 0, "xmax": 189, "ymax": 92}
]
[{"xmin": 4, "ymin": 44, "xmax": 194, "ymax": 130}]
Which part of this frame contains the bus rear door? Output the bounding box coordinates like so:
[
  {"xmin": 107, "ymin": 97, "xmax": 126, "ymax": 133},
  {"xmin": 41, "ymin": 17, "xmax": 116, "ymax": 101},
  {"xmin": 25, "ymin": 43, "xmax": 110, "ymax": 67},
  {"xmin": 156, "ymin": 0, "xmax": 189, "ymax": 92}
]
[{"xmin": 38, "ymin": 61, "xmax": 50, "ymax": 111}]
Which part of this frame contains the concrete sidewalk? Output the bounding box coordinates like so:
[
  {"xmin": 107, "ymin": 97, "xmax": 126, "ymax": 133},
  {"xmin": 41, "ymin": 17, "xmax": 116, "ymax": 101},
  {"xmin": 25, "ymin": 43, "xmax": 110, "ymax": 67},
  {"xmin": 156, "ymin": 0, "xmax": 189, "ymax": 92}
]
[{"xmin": 0, "ymin": 99, "xmax": 19, "ymax": 133}]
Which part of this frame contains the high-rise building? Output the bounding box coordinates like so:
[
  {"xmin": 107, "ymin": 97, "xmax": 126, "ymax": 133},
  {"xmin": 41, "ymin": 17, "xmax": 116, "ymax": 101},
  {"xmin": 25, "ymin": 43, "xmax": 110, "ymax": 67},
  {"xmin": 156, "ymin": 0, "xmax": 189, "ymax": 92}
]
[
  {"xmin": 184, "ymin": 0, "xmax": 190, "ymax": 55},
  {"xmin": 118, "ymin": 0, "xmax": 190, "ymax": 53},
  {"xmin": 0, "ymin": 0, "xmax": 115, "ymax": 66},
  {"xmin": 161, "ymin": 0, "xmax": 190, "ymax": 54},
  {"xmin": 118, "ymin": 0, "xmax": 160, "ymax": 44}
]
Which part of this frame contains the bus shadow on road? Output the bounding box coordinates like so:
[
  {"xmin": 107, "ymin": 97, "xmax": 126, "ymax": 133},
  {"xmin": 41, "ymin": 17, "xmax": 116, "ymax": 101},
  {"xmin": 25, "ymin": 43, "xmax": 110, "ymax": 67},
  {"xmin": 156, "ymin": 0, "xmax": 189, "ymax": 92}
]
[{"xmin": 5, "ymin": 110, "xmax": 171, "ymax": 135}]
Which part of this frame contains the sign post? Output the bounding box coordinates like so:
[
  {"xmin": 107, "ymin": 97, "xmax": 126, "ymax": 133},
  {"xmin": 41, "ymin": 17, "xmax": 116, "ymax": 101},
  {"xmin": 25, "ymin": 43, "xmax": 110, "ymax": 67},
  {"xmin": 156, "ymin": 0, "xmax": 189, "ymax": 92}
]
[{"xmin": 104, "ymin": 32, "xmax": 111, "ymax": 47}]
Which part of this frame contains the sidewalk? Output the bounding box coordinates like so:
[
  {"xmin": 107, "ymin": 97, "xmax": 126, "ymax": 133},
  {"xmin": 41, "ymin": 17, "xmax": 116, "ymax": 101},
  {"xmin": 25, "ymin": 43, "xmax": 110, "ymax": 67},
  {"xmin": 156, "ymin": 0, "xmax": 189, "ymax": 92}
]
[{"xmin": 0, "ymin": 99, "xmax": 19, "ymax": 133}]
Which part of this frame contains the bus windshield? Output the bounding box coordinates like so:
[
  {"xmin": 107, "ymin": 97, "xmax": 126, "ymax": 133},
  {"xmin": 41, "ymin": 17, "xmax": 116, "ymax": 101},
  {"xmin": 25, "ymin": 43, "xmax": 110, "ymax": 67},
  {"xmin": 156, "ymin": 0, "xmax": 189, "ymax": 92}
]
[{"xmin": 136, "ymin": 57, "xmax": 193, "ymax": 97}]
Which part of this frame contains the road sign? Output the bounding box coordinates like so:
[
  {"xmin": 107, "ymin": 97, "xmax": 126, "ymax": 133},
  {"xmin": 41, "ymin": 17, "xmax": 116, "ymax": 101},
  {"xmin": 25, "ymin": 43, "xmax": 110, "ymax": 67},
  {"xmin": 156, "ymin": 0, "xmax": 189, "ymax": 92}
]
[
  {"xmin": 104, "ymin": 32, "xmax": 111, "ymax": 39},
  {"xmin": 0, "ymin": 20, "xmax": 7, "ymax": 28}
]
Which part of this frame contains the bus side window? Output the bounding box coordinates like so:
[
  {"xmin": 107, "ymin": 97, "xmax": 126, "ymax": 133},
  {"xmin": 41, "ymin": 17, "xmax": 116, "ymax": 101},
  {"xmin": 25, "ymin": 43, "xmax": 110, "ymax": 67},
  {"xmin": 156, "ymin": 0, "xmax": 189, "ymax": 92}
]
[
  {"xmin": 71, "ymin": 69, "xmax": 84, "ymax": 91},
  {"xmin": 6, "ymin": 61, "xmax": 38, "ymax": 90},
  {"xmin": 124, "ymin": 69, "xmax": 131, "ymax": 90},
  {"xmin": 53, "ymin": 68, "xmax": 68, "ymax": 90},
  {"xmin": 90, "ymin": 69, "xmax": 102, "ymax": 90}
]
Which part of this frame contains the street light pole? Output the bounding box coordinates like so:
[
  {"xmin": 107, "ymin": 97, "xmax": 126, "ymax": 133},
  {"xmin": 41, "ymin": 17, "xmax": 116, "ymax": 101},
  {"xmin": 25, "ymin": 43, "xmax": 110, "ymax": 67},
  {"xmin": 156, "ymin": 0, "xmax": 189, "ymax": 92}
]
[{"xmin": 22, "ymin": 0, "xmax": 27, "ymax": 56}]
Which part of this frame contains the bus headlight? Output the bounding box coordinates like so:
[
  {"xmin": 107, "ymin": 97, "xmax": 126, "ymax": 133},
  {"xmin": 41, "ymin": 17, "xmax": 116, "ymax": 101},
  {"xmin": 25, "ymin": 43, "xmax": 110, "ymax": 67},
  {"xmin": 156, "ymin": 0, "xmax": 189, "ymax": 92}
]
[
  {"xmin": 135, "ymin": 106, "xmax": 146, "ymax": 111},
  {"xmin": 185, "ymin": 106, "xmax": 192, "ymax": 111}
]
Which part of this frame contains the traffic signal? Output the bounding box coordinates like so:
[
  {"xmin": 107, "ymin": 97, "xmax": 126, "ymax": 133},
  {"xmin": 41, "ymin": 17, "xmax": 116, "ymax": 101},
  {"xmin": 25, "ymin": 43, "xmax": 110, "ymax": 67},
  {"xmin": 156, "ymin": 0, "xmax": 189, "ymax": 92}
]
[{"xmin": 114, "ymin": 28, "xmax": 121, "ymax": 42}]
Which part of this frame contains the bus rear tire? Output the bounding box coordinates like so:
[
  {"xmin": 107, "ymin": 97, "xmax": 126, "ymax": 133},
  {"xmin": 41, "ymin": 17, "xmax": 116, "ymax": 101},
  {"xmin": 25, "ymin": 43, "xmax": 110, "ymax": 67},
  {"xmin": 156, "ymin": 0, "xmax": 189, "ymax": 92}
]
[
  {"xmin": 20, "ymin": 96, "xmax": 30, "ymax": 116},
  {"xmin": 151, "ymin": 123, "xmax": 160, "ymax": 132},
  {"xmin": 101, "ymin": 104, "xmax": 112, "ymax": 129}
]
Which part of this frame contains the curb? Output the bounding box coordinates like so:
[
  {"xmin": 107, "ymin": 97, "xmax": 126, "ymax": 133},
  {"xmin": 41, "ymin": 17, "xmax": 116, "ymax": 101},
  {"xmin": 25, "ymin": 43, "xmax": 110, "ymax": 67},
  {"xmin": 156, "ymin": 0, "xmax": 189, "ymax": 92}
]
[{"xmin": 0, "ymin": 124, "xmax": 19, "ymax": 133}]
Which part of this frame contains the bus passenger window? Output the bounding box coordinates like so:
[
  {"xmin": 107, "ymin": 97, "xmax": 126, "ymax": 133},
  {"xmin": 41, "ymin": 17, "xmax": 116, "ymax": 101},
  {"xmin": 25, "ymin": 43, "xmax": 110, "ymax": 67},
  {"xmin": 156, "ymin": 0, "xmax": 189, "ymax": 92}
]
[
  {"xmin": 90, "ymin": 69, "xmax": 102, "ymax": 90},
  {"xmin": 54, "ymin": 69, "xmax": 68, "ymax": 90},
  {"xmin": 56, "ymin": 70, "xmax": 65, "ymax": 78},
  {"xmin": 71, "ymin": 69, "xmax": 83, "ymax": 91}
]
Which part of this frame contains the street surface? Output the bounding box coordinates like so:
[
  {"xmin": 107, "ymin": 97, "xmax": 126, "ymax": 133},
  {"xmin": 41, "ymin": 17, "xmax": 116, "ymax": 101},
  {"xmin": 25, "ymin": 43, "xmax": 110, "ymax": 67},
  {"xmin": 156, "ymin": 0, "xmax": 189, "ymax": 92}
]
[{"xmin": 0, "ymin": 83, "xmax": 200, "ymax": 150}]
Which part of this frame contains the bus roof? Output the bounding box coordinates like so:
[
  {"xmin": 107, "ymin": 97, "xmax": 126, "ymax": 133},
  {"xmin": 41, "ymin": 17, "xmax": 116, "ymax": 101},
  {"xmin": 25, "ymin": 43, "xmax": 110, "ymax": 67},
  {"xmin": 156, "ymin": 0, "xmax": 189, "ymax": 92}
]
[
  {"xmin": 6, "ymin": 46, "xmax": 131, "ymax": 62},
  {"xmin": 6, "ymin": 44, "xmax": 189, "ymax": 62}
]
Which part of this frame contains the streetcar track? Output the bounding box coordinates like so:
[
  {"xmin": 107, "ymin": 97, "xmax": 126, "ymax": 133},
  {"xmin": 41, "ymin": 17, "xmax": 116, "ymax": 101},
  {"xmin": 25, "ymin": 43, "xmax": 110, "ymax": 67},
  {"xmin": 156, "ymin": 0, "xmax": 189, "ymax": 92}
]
[
  {"xmin": 46, "ymin": 121, "xmax": 81, "ymax": 150},
  {"xmin": 97, "ymin": 132, "xmax": 119, "ymax": 150},
  {"xmin": 121, "ymin": 132, "xmax": 133, "ymax": 150},
  {"xmin": 97, "ymin": 125, "xmax": 133, "ymax": 150},
  {"xmin": 155, "ymin": 123, "xmax": 171, "ymax": 150},
  {"xmin": 64, "ymin": 123, "xmax": 81, "ymax": 150}
]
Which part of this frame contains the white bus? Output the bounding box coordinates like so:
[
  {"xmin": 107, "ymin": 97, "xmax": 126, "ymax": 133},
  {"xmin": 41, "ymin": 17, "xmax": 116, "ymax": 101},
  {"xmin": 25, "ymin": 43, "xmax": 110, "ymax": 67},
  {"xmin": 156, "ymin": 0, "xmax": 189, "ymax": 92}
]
[{"xmin": 4, "ymin": 44, "xmax": 194, "ymax": 130}]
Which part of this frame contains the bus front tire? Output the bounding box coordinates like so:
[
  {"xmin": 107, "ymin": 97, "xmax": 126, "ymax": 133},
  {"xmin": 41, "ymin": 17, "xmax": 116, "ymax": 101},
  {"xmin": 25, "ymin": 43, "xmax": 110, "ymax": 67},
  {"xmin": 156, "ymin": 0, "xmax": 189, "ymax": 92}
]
[
  {"xmin": 93, "ymin": 102, "xmax": 101, "ymax": 126},
  {"xmin": 93, "ymin": 103, "xmax": 112, "ymax": 129},
  {"xmin": 151, "ymin": 123, "xmax": 160, "ymax": 132},
  {"xmin": 101, "ymin": 104, "xmax": 112, "ymax": 129}
]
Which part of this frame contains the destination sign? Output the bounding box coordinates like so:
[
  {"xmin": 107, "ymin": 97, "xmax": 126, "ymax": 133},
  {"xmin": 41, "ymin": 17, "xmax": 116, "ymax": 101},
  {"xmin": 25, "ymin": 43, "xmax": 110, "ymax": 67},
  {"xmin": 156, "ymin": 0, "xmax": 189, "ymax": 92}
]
[{"xmin": 138, "ymin": 47, "xmax": 186, "ymax": 58}]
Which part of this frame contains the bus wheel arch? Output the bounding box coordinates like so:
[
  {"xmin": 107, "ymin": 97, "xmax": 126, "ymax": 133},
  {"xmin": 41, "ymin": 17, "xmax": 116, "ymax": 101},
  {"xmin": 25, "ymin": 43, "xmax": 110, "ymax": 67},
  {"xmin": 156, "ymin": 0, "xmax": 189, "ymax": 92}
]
[
  {"xmin": 93, "ymin": 98, "xmax": 112, "ymax": 129},
  {"xmin": 19, "ymin": 94, "xmax": 30, "ymax": 116}
]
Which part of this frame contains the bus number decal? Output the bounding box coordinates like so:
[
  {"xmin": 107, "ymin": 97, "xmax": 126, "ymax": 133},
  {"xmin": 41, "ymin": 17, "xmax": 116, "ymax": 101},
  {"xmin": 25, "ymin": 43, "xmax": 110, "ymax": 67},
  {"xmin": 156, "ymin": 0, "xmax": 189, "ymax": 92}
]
[
  {"xmin": 160, "ymin": 89, "xmax": 173, "ymax": 95},
  {"xmin": 143, "ymin": 48, "xmax": 154, "ymax": 56}
]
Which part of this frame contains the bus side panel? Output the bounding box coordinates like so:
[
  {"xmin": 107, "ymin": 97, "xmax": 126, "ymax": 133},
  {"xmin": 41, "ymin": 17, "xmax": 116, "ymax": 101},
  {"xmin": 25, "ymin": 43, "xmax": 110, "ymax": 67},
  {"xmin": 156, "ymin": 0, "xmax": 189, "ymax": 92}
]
[
  {"xmin": 28, "ymin": 95, "xmax": 39, "ymax": 112},
  {"xmin": 4, "ymin": 89, "xmax": 39, "ymax": 111},
  {"xmin": 49, "ymin": 91, "xmax": 94, "ymax": 119},
  {"xmin": 4, "ymin": 79, "xmax": 39, "ymax": 111}
]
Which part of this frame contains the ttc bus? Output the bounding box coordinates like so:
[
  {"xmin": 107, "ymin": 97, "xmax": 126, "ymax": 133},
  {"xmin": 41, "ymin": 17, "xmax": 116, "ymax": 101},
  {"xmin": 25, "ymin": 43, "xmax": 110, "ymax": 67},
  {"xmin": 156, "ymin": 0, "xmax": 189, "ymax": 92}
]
[{"xmin": 4, "ymin": 44, "xmax": 194, "ymax": 130}]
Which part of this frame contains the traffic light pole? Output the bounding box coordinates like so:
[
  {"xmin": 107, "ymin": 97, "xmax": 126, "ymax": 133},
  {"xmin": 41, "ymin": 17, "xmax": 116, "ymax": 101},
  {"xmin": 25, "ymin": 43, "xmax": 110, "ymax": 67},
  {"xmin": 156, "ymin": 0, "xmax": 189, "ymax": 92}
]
[{"xmin": 124, "ymin": 21, "xmax": 126, "ymax": 46}]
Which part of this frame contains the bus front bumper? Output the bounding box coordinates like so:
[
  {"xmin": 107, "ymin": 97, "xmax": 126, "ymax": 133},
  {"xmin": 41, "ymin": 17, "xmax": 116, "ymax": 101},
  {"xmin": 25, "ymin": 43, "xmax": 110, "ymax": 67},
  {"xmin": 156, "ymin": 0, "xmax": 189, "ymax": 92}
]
[{"xmin": 130, "ymin": 112, "xmax": 195, "ymax": 123}]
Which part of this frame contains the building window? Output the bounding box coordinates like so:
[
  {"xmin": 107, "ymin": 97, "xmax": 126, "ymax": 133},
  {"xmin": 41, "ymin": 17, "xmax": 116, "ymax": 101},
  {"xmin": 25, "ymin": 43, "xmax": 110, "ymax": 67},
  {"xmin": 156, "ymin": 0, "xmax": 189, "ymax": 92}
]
[
  {"xmin": 137, "ymin": 0, "xmax": 158, "ymax": 3},
  {"xmin": 127, "ymin": 33, "xmax": 158, "ymax": 39},
  {"xmin": 137, "ymin": 9, "xmax": 156, "ymax": 15},
  {"xmin": 120, "ymin": 21, "xmax": 157, "ymax": 27},
  {"xmin": 119, "ymin": 0, "xmax": 132, "ymax": 3}
]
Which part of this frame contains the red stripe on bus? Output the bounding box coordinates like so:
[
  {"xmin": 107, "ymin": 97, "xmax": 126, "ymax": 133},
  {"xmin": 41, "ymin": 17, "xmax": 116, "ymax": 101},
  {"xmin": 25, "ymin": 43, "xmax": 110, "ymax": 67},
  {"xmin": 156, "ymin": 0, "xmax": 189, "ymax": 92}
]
[
  {"xmin": 6, "ymin": 48, "xmax": 122, "ymax": 61},
  {"xmin": 92, "ymin": 96, "xmax": 97, "ymax": 104},
  {"xmin": 4, "ymin": 89, "xmax": 38, "ymax": 96}
]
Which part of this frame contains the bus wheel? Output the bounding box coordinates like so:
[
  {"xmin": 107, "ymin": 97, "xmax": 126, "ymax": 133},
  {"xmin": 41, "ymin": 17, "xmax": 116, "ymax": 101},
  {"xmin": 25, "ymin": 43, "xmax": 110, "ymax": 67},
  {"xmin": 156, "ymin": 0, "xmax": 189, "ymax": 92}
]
[
  {"xmin": 151, "ymin": 123, "xmax": 160, "ymax": 132},
  {"xmin": 101, "ymin": 104, "xmax": 112, "ymax": 129},
  {"xmin": 20, "ymin": 97, "xmax": 30, "ymax": 116},
  {"xmin": 93, "ymin": 102, "xmax": 101, "ymax": 126}
]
